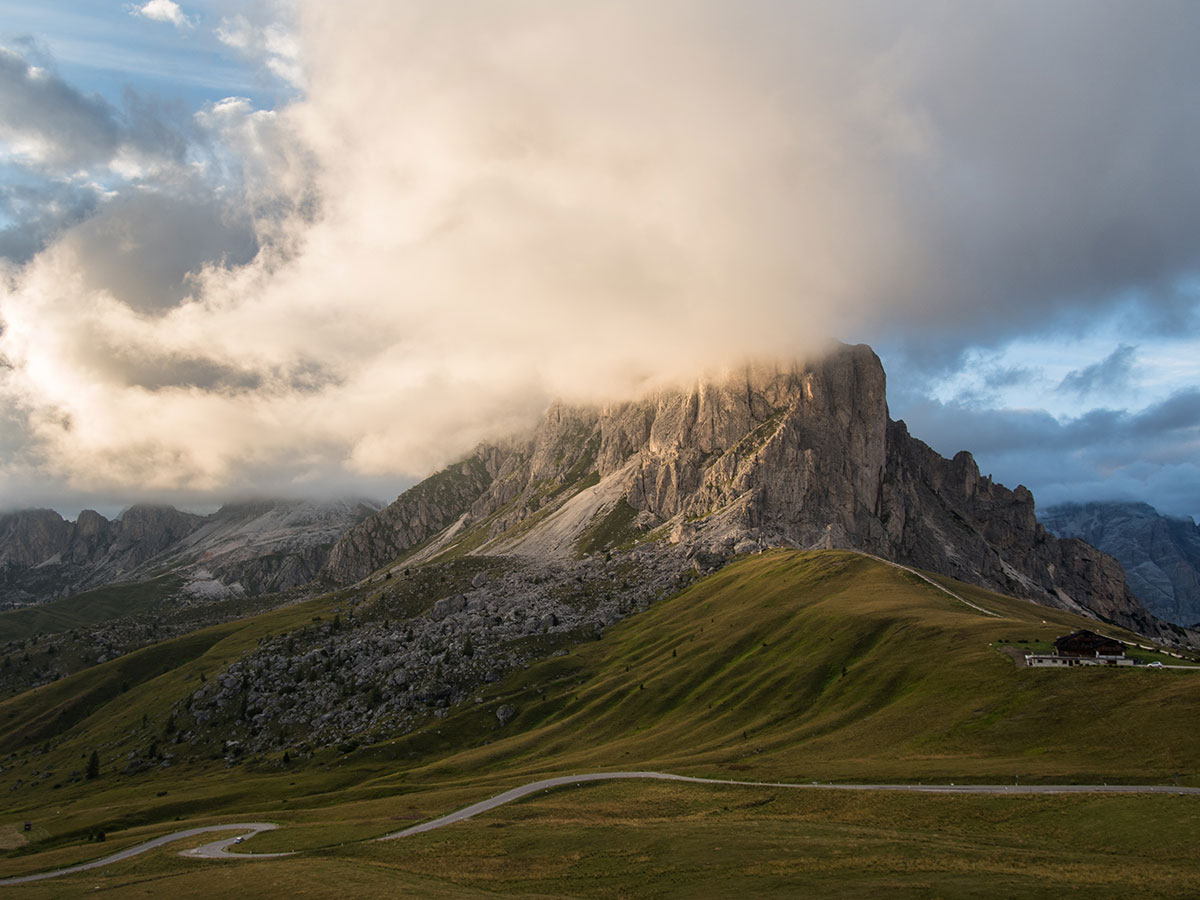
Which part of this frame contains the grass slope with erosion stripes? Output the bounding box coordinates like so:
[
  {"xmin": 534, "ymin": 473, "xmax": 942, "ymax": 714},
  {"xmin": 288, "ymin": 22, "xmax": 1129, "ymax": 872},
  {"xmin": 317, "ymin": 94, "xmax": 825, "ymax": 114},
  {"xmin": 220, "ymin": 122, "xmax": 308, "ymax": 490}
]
[
  {"xmin": 394, "ymin": 550, "xmax": 1200, "ymax": 788},
  {"xmin": 1, "ymin": 550, "xmax": 1198, "ymax": 890}
]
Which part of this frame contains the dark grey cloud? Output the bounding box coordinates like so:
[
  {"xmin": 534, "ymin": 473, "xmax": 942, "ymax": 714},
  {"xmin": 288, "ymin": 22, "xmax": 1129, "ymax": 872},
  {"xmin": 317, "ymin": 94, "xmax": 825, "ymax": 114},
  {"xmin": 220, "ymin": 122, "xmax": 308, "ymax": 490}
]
[
  {"xmin": 1134, "ymin": 389, "xmax": 1200, "ymax": 436},
  {"xmin": 0, "ymin": 43, "xmax": 232, "ymax": 281},
  {"xmin": 110, "ymin": 353, "xmax": 263, "ymax": 394},
  {"xmin": 1058, "ymin": 344, "xmax": 1138, "ymax": 397},
  {"xmin": 87, "ymin": 348, "xmax": 340, "ymax": 395},
  {"xmin": 0, "ymin": 43, "xmax": 202, "ymax": 171},
  {"xmin": 118, "ymin": 86, "xmax": 193, "ymax": 164},
  {"xmin": 983, "ymin": 365, "xmax": 1035, "ymax": 390},
  {"xmin": 56, "ymin": 191, "xmax": 258, "ymax": 312},
  {"xmin": 840, "ymin": 0, "xmax": 1200, "ymax": 369},
  {"xmin": 0, "ymin": 45, "xmax": 119, "ymax": 168}
]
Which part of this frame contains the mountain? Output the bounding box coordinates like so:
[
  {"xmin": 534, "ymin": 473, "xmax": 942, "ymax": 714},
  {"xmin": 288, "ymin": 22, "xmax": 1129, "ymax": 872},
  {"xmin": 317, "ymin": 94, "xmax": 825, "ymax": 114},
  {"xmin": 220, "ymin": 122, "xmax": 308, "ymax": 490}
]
[
  {"xmin": 0, "ymin": 505, "xmax": 201, "ymax": 606},
  {"xmin": 325, "ymin": 344, "xmax": 1188, "ymax": 646},
  {"xmin": 1042, "ymin": 501, "xmax": 1200, "ymax": 627},
  {"xmin": 0, "ymin": 499, "xmax": 377, "ymax": 608}
]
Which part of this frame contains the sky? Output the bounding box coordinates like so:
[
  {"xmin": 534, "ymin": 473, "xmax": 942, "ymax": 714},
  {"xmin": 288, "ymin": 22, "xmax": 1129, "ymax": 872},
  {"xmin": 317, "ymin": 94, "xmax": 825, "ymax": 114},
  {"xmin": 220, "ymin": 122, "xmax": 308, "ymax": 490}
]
[{"xmin": 0, "ymin": 1, "xmax": 1197, "ymax": 524}]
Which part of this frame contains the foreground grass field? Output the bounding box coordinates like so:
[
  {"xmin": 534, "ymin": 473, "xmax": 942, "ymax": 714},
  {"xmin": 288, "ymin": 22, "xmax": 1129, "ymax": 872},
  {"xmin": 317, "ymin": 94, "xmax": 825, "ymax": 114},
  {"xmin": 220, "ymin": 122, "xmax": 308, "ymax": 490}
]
[
  {"xmin": 2, "ymin": 550, "xmax": 1198, "ymax": 896},
  {"xmin": 4, "ymin": 782, "xmax": 1198, "ymax": 898}
]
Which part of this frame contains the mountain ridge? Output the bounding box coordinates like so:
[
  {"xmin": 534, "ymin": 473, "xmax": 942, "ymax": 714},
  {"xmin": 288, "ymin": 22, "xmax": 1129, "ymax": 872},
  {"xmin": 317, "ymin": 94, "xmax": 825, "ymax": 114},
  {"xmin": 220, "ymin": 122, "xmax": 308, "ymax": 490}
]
[{"xmin": 324, "ymin": 344, "xmax": 1191, "ymax": 647}]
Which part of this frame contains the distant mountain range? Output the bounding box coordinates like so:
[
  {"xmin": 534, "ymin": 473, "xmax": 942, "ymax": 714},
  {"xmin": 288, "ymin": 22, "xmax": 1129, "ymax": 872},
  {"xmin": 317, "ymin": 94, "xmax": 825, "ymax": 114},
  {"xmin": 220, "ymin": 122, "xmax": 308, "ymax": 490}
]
[
  {"xmin": 1042, "ymin": 502, "xmax": 1200, "ymax": 627},
  {"xmin": 0, "ymin": 499, "xmax": 378, "ymax": 608}
]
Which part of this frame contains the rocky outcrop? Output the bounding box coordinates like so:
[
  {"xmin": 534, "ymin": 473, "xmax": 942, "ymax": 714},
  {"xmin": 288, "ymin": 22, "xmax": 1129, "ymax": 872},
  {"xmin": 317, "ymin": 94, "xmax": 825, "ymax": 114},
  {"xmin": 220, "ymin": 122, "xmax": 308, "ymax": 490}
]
[
  {"xmin": 321, "ymin": 347, "xmax": 893, "ymax": 572},
  {"xmin": 878, "ymin": 424, "xmax": 1174, "ymax": 639},
  {"xmin": 162, "ymin": 499, "xmax": 377, "ymax": 596},
  {"xmin": 323, "ymin": 451, "xmax": 506, "ymax": 584},
  {"xmin": 323, "ymin": 343, "xmax": 1190, "ymax": 646},
  {"xmin": 0, "ymin": 509, "xmax": 73, "ymax": 568},
  {"xmin": 182, "ymin": 549, "xmax": 693, "ymax": 755},
  {"xmin": 100, "ymin": 505, "xmax": 204, "ymax": 569},
  {"xmin": 595, "ymin": 348, "xmax": 889, "ymax": 543},
  {"xmin": 1042, "ymin": 502, "xmax": 1200, "ymax": 626}
]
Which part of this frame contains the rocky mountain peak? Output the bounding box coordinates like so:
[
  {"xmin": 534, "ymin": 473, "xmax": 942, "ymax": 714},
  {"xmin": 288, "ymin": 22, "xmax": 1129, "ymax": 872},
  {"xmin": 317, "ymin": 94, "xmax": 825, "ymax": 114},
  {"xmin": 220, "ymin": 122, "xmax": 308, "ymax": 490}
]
[
  {"xmin": 324, "ymin": 343, "xmax": 1188, "ymax": 646},
  {"xmin": 109, "ymin": 505, "xmax": 203, "ymax": 561},
  {"xmin": 0, "ymin": 509, "xmax": 72, "ymax": 568}
]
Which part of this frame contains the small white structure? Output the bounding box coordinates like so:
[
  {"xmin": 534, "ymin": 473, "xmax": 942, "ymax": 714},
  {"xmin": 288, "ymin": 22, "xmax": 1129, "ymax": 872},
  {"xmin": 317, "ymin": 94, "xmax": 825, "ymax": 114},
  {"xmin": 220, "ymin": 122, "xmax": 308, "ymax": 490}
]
[{"xmin": 1024, "ymin": 653, "xmax": 1134, "ymax": 668}]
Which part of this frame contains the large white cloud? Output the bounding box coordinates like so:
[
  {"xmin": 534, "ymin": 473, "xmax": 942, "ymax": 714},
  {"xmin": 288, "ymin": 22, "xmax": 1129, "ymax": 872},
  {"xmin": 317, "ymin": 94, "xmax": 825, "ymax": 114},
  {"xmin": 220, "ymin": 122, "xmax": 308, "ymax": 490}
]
[{"xmin": 2, "ymin": 0, "xmax": 1199, "ymax": 512}]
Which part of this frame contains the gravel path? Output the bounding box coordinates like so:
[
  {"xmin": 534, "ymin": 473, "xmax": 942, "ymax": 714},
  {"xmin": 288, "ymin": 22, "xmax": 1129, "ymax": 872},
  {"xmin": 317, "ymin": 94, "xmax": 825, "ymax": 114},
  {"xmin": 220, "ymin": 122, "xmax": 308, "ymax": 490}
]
[{"xmin": 857, "ymin": 552, "xmax": 1003, "ymax": 618}]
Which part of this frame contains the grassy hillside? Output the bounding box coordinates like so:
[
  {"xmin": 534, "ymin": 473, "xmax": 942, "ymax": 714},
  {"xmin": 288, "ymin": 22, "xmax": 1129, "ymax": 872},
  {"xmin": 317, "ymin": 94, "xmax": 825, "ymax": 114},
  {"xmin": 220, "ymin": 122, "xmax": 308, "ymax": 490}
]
[
  {"xmin": 0, "ymin": 577, "xmax": 181, "ymax": 644},
  {"xmin": 386, "ymin": 550, "xmax": 1200, "ymax": 787},
  {"xmin": 1, "ymin": 550, "xmax": 1198, "ymax": 894}
]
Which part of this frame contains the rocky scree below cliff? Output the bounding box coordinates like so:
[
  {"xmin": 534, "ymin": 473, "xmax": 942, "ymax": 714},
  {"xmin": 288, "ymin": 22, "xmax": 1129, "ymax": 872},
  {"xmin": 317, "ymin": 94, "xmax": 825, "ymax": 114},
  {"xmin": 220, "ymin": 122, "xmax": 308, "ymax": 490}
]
[{"xmin": 175, "ymin": 547, "xmax": 704, "ymax": 757}]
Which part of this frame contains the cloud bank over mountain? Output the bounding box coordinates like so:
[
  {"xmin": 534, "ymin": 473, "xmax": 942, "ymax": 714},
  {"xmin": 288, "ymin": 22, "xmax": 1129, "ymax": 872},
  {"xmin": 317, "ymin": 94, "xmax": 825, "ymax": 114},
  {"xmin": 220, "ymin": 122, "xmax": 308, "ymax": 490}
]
[{"xmin": 1, "ymin": 1, "xmax": 1198, "ymax": 516}]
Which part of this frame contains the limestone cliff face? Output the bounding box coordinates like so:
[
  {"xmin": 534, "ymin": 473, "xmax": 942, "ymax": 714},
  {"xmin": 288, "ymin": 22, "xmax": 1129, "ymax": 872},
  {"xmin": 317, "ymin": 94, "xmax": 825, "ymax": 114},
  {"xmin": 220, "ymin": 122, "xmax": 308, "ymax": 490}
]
[
  {"xmin": 603, "ymin": 346, "xmax": 889, "ymax": 542},
  {"xmin": 153, "ymin": 499, "xmax": 378, "ymax": 595},
  {"xmin": 322, "ymin": 343, "xmax": 1185, "ymax": 645},
  {"xmin": 102, "ymin": 506, "xmax": 204, "ymax": 568},
  {"xmin": 0, "ymin": 505, "xmax": 194, "ymax": 605},
  {"xmin": 323, "ymin": 450, "xmax": 507, "ymax": 584},
  {"xmin": 322, "ymin": 345, "xmax": 891, "ymax": 575},
  {"xmin": 0, "ymin": 509, "xmax": 73, "ymax": 568}
]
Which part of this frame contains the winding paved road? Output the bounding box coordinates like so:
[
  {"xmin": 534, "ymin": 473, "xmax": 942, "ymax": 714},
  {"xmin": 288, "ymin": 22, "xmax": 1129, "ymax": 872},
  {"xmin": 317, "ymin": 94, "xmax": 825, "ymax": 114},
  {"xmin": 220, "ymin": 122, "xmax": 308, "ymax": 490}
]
[
  {"xmin": 0, "ymin": 823, "xmax": 284, "ymax": 886},
  {"xmin": 4, "ymin": 774, "xmax": 1197, "ymax": 885},
  {"xmin": 376, "ymin": 771, "xmax": 1200, "ymax": 839}
]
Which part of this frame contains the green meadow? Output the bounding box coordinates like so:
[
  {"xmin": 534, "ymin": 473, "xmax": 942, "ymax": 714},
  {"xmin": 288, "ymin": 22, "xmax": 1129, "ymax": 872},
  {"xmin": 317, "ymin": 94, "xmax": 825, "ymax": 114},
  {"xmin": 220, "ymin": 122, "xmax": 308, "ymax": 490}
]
[{"xmin": 2, "ymin": 550, "xmax": 1198, "ymax": 896}]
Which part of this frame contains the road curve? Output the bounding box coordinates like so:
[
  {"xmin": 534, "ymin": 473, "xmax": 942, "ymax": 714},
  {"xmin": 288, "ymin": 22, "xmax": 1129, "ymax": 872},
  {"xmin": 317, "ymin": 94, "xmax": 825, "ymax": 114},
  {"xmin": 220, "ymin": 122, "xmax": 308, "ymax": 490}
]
[
  {"xmin": 0, "ymin": 823, "xmax": 285, "ymax": 886},
  {"xmin": 376, "ymin": 771, "xmax": 1200, "ymax": 840},
  {"xmin": 180, "ymin": 824, "xmax": 295, "ymax": 860}
]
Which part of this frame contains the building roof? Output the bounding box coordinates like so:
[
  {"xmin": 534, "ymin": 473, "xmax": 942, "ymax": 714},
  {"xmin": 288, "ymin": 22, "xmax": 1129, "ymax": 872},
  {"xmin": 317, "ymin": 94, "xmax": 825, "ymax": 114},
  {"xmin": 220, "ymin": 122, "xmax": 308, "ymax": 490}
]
[{"xmin": 1054, "ymin": 629, "xmax": 1126, "ymax": 656}]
